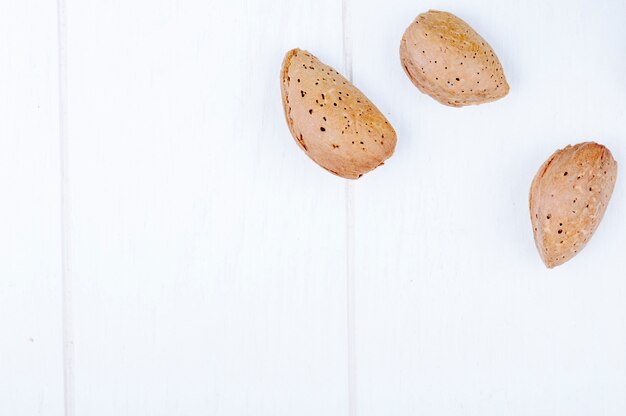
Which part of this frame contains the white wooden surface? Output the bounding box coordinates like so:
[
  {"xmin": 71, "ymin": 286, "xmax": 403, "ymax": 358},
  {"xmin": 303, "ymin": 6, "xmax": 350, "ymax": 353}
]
[
  {"xmin": 350, "ymin": 1, "xmax": 626, "ymax": 415},
  {"xmin": 1, "ymin": 0, "xmax": 626, "ymax": 415},
  {"xmin": 0, "ymin": 1, "xmax": 64, "ymax": 415}
]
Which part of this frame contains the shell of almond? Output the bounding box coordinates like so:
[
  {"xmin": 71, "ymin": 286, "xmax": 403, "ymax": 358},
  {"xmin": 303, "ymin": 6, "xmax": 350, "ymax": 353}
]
[
  {"xmin": 281, "ymin": 48, "xmax": 397, "ymax": 179},
  {"xmin": 529, "ymin": 142, "xmax": 617, "ymax": 268},
  {"xmin": 400, "ymin": 10, "xmax": 509, "ymax": 107}
]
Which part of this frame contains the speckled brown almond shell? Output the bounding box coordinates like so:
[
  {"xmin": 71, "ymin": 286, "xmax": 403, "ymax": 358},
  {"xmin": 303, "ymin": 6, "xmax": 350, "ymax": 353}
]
[
  {"xmin": 400, "ymin": 10, "xmax": 509, "ymax": 107},
  {"xmin": 281, "ymin": 48, "xmax": 396, "ymax": 179},
  {"xmin": 529, "ymin": 142, "xmax": 617, "ymax": 268}
]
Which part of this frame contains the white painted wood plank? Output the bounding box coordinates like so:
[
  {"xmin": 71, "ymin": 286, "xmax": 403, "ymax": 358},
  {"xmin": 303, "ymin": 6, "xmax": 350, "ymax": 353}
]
[
  {"xmin": 66, "ymin": 1, "xmax": 348, "ymax": 414},
  {"xmin": 0, "ymin": 1, "xmax": 64, "ymax": 414},
  {"xmin": 350, "ymin": 0, "xmax": 626, "ymax": 414}
]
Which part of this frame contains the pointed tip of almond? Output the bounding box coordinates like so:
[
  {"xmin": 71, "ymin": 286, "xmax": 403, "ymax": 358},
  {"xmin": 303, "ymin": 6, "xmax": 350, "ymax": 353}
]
[
  {"xmin": 543, "ymin": 257, "xmax": 560, "ymax": 269},
  {"xmin": 281, "ymin": 48, "xmax": 300, "ymax": 74}
]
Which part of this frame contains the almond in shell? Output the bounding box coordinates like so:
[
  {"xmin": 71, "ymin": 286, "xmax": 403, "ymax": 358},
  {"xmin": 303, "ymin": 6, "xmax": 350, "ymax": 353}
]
[
  {"xmin": 529, "ymin": 142, "xmax": 617, "ymax": 268},
  {"xmin": 281, "ymin": 48, "xmax": 396, "ymax": 179},
  {"xmin": 400, "ymin": 10, "xmax": 509, "ymax": 107}
]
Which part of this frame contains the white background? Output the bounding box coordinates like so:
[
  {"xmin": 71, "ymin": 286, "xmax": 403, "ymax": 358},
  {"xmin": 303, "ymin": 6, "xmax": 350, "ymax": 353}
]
[{"xmin": 2, "ymin": 0, "xmax": 626, "ymax": 415}]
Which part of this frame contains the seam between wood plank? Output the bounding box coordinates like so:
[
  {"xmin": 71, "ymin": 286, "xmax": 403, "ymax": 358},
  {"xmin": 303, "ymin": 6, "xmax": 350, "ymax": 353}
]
[
  {"xmin": 57, "ymin": 0, "xmax": 74, "ymax": 414},
  {"xmin": 342, "ymin": 1, "xmax": 356, "ymax": 415},
  {"xmin": 345, "ymin": 181, "xmax": 356, "ymax": 416}
]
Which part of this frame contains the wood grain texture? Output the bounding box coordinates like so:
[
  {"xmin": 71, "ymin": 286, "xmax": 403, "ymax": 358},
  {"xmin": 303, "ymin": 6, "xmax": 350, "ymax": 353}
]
[
  {"xmin": 0, "ymin": 1, "xmax": 64, "ymax": 414},
  {"xmin": 349, "ymin": 0, "xmax": 626, "ymax": 415},
  {"xmin": 65, "ymin": 0, "xmax": 348, "ymax": 414},
  {"xmin": 3, "ymin": 0, "xmax": 626, "ymax": 414}
]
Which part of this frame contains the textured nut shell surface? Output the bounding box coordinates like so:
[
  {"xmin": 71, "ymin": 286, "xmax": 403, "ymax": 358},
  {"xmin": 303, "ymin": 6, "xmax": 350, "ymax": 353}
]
[
  {"xmin": 281, "ymin": 48, "xmax": 396, "ymax": 179},
  {"xmin": 400, "ymin": 10, "xmax": 509, "ymax": 107},
  {"xmin": 529, "ymin": 142, "xmax": 617, "ymax": 268}
]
